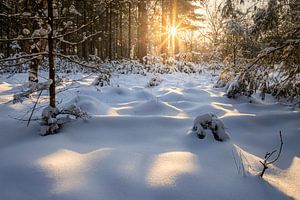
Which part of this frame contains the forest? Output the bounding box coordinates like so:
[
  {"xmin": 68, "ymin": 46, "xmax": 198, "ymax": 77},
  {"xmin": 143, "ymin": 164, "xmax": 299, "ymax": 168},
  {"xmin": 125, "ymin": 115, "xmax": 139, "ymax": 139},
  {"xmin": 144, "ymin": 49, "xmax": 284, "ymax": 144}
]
[{"xmin": 0, "ymin": 0, "xmax": 299, "ymax": 200}]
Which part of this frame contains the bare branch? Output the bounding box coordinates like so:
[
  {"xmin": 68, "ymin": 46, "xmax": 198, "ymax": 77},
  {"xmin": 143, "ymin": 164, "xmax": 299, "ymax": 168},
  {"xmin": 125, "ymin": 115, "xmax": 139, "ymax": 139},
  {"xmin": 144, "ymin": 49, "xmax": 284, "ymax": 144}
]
[
  {"xmin": 53, "ymin": 9, "xmax": 106, "ymax": 39},
  {"xmin": 55, "ymin": 53, "xmax": 110, "ymax": 73},
  {"xmin": 58, "ymin": 30, "xmax": 103, "ymax": 45},
  {"xmin": 260, "ymin": 131, "xmax": 284, "ymax": 178},
  {"xmin": 266, "ymin": 132, "xmax": 283, "ymax": 165},
  {"xmin": 27, "ymin": 89, "xmax": 43, "ymax": 127}
]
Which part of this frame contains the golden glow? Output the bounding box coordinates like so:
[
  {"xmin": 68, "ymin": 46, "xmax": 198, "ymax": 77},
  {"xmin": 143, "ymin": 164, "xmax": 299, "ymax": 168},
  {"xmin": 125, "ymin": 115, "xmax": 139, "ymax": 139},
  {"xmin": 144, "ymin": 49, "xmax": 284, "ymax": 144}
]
[
  {"xmin": 107, "ymin": 108, "xmax": 119, "ymax": 116},
  {"xmin": 266, "ymin": 156, "xmax": 300, "ymax": 199},
  {"xmin": 211, "ymin": 102, "xmax": 256, "ymax": 118},
  {"xmin": 169, "ymin": 26, "xmax": 177, "ymax": 37},
  {"xmin": 234, "ymin": 144, "xmax": 300, "ymax": 199},
  {"xmin": 146, "ymin": 152, "xmax": 199, "ymax": 187},
  {"xmin": 36, "ymin": 148, "xmax": 113, "ymax": 194}
]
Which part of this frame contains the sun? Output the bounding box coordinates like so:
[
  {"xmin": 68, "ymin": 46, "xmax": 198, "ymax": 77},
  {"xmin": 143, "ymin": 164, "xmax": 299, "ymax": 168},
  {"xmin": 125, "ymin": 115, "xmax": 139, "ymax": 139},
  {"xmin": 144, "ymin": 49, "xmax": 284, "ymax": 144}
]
[{"xmin": 170, "ymin": 26, "xmax": 177, "ymax": 37}]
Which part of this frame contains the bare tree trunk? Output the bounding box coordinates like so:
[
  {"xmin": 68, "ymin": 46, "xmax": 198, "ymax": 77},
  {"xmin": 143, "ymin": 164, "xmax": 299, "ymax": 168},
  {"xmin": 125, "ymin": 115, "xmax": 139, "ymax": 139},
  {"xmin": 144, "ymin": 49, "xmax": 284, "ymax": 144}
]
[
  {"xmin": 82, "ymin": 1, "xmax": 88, "ymax": 60},
  {"xmin": 119, "ymin": 5, "xmax": 123, "ymax": 57},
  {"xmin": 48, "ymin": 0, "xmax": 55, "ymax": 107},
  {"xmin": 29, "ymin": 0, "xmax": 47, "ymax": 83},
  {"xmin": 161, "ymin": 0, "xmax": 167, "ymax": 58},
  {"xmin": 173, "ymin": 0, "xmax": 179, "ymax": 55},
  {"xmin": 137, "ymin": 0, "xmax": 147, "ymax": 62},
  {"xmin": 109, "ymin": 3, "xmax": 112, "ymax": 60},
  {"xmin": 115, "ymin": 11, "xmax": 118, "ymax": 59},
  {"xmin": 105, "ymin": 7, "xmax": 109, "ymax": 59},
  {"xmin": 128, "ymin": 2, "xmax": 131, "ymax": 58}
]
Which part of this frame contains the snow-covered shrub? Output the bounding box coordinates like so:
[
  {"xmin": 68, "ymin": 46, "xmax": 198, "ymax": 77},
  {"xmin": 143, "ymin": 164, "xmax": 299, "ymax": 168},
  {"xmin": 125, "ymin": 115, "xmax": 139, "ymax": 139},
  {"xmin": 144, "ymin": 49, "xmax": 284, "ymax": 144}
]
[
  {"xmin": 176, "ymin": 62, "xmax": 198, "ymax": 74},
  {"xmin": 59, "ymin": 104, "xmax": 88, "ymax": 122},
  {"xmin": 147, "ymin": 77, "xmax": 162, "ymax": 87},
  {"xmin": 216, "ymin": 0, "xmax": 300, "ymax": 102},
  {"xmin": 92, "ymin": 72, "xmax": 111, "ymax": 87},
  {"xmin": 103, "ymin": 56, "xmax": 207, "ymax": 75},
  {"xmin": 41, "ymin": 106, "xmax": 60, "ymax": 136},
  {"xmin": 190, "ymin": 113, "xmax": 230, "ymax": 142},
  {"xmin": 226, "ymin": 79, "xmax": 241, "ymax": 98},
  {"xmin": 40, "ymin": 104, "xmax": 88, "ymax": 136},
  {"xmin": 111, "ymin": 59, "xmax": 147, "ymax": 75}
]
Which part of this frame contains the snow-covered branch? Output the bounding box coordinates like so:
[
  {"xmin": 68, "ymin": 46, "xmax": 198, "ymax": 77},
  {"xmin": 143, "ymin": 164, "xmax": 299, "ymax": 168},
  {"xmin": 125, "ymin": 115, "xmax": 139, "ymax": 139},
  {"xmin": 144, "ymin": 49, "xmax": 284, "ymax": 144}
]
[
  {"xmin": 0, "ymin": 37, "xmax": 48, "ymax": 43},
  {"xmin": 0, "ymin": 52, "xmax": 47, "ymax": 63},
  {"xmin": 0, "ymin": 56, "xmax": 40, "ymax": 67},
  {"xmin": 58, "ymin": 30, "xmax": 103, "ymax": 46},
  {"xmin": 243, "ymin": 40, "xmax": 300, "ymax": 74},
  {"xmin": 53, "ymin": 10, "xmax": 106, "ymax": 39},
  {"xmin": 55, "ymin": 53, "xmax": 110, "ymax": 73},
  {"xmin": 13, "ymin": 80, "xmax": 53, "ymax": 103}
]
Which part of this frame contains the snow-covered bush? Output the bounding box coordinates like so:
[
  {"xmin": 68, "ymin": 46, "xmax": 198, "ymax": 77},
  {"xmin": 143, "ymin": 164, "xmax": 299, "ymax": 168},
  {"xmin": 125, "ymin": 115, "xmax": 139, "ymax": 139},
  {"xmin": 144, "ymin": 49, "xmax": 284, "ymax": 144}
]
[
  {"xmin": 147, "ymin": 77, "xmax": 162, "ymax": 87},
  {"xmin": 216, "ymin": 0, "xmax": 300, "ymax": 103},
  {"xmin": 92, "ymin": 72, "xmax": 111, "ymax": 87},
  {"xmin": 40, "ymin": 104, "xmax": 88, "ymax": 136},
  {"xmin": 41, "ymin": 106, "xmax": 60, "ymax": 136},
  {"xmin": 190, "ymin": 113, "xmax": 230, "ymax": 142},
  {"xmin": 115, "ymin": 58, "xmax": 205, "ymax": 75},
  {"xmin": 226, "ymin": 79, "xmax": 241, "ymax": 98}
]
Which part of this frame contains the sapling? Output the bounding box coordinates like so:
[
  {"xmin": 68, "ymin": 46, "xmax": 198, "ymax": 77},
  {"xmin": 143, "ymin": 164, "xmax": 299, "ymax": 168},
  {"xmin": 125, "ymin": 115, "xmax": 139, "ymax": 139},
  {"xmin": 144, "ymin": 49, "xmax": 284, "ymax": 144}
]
[{"xmin": 259, "ymin": 131, "xmax": 283, "ymax": 178}]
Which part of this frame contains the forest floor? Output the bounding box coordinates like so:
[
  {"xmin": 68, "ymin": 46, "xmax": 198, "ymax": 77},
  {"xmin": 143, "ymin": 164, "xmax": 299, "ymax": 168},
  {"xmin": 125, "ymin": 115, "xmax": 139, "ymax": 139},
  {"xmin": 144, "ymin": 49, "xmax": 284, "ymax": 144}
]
[{"xmin": 0, "ymin": 70, "xmax": 299, "ymax": 200}]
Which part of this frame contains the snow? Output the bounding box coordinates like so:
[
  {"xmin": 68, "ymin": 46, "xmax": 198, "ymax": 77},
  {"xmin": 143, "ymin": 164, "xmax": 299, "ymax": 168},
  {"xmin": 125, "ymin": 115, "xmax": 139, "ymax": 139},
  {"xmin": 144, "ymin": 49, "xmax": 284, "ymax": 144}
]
[
  {"xmin": 190, "ymin": 113, "xmax": 230, "ymax": 141},
  {"xmin": 0, "ymin": 70, "xmax": 299, "ymax": 200}
]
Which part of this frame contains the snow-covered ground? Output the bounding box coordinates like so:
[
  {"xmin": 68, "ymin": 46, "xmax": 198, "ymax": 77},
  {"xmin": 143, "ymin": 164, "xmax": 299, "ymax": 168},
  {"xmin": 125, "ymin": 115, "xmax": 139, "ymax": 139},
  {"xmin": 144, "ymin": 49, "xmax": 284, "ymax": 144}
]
[{"xmin": 0, "ymin": 71, "xmax": 299, "ymax": 200}]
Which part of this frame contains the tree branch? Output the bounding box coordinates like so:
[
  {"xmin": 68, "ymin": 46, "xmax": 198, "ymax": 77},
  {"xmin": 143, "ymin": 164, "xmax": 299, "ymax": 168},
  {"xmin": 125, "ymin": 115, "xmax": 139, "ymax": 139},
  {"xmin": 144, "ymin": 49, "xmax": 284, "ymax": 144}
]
[
  {"xmin": 260, "ymin": 131, "xmax": 284, "ymax": 178},
  {"xmin": 55, "ymin": 53, "xmax": 110, "ymax": 73},
  {"xmin": 0, "ymin": 52, "xmax": 47, "ymax": 63}
]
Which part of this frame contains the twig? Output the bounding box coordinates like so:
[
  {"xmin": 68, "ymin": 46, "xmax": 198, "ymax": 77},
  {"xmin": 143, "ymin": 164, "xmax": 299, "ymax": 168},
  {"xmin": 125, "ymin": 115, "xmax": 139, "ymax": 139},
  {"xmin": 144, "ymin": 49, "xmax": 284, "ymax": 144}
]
[
  {"xmin": 260, "ymin": 131, "xmax": 284, "ymax": 178},
  {"xmin": 27, "ymin": 89, "xmax": 43, "ymax": 127}
]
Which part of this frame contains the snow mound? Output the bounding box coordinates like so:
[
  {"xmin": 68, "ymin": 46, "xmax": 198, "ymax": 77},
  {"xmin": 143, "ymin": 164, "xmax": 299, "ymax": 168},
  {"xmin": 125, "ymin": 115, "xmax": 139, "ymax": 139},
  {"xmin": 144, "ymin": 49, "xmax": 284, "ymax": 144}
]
[
  {"xmin": 133, "ymin": 99, "xmax": 182, "ymax": 116},
  {"xmin": 135, "ymin": 89, "xmax": 154, "ymax": 100},
  {"xmin": 190, "ymin": 113, "xmax": 230, "ymax": 141},
  {"xmin": 106, "ymin": 87, "xmax": 132, "ymax": 96},
  {"xmin": 157, "ymin": 90, "xmax": 184, "ymax": 102},
  {"xmin": 65, "ymin": 94, "xmax": 117, "ymax": 115}
]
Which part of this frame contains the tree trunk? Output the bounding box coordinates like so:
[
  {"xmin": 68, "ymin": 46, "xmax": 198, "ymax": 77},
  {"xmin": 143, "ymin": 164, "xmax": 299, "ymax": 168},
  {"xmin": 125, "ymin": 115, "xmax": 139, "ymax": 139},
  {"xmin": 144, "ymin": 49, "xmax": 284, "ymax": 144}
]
[
  {"xmin": 82, "ymin": 1, "xmax": 88, "ymax": 60},
  {"xmin": 105, "ymin": 7, "xmax": 109, "ymax": 59},
  {"xmin": 128, "ymin": 2, "xmax": 131, "ymax": 58},
  {"xmin": 119, "ymin": 5, "xmax": 123, "ymax": 57},
  {"xmin": 115, "ymin": 11, "xmax": 118, "ymax": 59},
  {"xmin": 28, "ymin": 0, "xmax": 47, "ymax": 83},
  {"xmin": 48, "ymin": 0, "xmax": 55, "ymax": 107},
  {"xmin": 161, "ymin": 0, "xmax": 167, "ymax": 58},
  {"xmin": 137, "ymin": 0, "xmax": 147, "ymax": 62},
  {"xmin": 109, "ymin": 3, "xmax": 112, "ymax": 60},
  {"xmin": 172, "ymin": 0, "xmax": 179, "ymax": 55}
]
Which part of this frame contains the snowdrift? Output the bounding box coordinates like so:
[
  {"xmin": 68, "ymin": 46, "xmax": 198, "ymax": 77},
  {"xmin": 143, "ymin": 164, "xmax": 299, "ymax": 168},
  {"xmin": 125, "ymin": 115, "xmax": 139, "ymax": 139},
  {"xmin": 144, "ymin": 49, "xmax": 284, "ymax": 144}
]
[{"xmin": 0, "ymin": 72, "xmax": 299, "ymax": 200}]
